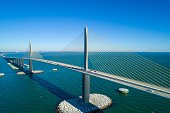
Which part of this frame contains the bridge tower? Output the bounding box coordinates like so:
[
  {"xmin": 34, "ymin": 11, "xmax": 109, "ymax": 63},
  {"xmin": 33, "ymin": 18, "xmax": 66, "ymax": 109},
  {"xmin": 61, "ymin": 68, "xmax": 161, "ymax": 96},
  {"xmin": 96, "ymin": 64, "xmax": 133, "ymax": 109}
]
[
  {"xmin": 29, "ymin": 41, "xmax": 33, "ymax": 73},
  {"xmin": 82, "ymin": 27, "xmax": 90, "ymax": 103}
]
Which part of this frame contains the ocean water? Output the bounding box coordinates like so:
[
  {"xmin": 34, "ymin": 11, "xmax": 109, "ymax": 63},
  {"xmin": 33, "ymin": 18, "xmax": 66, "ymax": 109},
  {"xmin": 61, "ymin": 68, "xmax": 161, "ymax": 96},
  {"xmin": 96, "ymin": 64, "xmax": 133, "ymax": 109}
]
[{"xmin": 0, "ymin": 52, "xmax": 169, "ymax": 113}]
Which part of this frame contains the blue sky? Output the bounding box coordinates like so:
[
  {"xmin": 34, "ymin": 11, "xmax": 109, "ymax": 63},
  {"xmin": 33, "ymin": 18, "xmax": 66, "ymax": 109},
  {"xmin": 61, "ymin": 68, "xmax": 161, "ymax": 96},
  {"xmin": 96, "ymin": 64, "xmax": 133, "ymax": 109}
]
[{"xmin": 0, "ymin": 0, "xmax": 170, "ymax": 52}]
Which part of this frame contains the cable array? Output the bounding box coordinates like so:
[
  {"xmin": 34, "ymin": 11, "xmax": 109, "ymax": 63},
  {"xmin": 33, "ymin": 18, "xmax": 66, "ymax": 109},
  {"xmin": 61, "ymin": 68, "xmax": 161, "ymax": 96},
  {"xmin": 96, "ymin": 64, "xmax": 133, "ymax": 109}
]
[{"xmin": 88, "ymin": 32, "xmax": 169, "ymax": 90}]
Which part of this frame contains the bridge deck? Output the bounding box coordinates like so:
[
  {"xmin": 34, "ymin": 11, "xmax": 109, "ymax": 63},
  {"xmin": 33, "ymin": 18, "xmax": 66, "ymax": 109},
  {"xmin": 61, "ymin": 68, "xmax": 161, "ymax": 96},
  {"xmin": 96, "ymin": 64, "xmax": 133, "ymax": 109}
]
[
  {"xmin": 1, "ymin": 55, "xmax": 169, "ymax": 99},
  {"xmin": 32, "ymin": 58, "xmax": 170, "ymax": 99}
]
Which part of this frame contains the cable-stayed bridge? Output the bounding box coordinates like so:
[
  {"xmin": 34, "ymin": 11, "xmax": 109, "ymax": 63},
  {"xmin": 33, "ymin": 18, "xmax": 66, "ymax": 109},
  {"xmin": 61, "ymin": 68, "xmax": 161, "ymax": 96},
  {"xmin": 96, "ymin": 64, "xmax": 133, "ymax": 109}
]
[{"xmin": 1, "ymin": 27, "xmax": 169, "ymax": 103}]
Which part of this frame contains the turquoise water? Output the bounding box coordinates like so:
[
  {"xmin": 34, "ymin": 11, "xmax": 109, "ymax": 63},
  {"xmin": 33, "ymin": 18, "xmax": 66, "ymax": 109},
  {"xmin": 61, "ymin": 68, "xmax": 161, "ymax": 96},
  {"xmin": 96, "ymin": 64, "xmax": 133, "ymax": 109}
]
[{"xmin": 0, "ymin": 52, "xmax": 170, "ymax": 113}]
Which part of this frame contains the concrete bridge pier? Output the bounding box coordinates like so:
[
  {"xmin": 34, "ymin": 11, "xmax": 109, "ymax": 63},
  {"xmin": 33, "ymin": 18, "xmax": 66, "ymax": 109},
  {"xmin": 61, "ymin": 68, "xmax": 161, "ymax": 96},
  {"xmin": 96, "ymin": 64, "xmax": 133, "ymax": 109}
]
[
  {"xmin": 29, "ymin": 59, "xmax": 33, "ymax": 72},
  {"xmin": 82, "ymin": 27, "xmax": 90, "ymax": 103},
  {"xmin": 29, "ymin": 41, "xmax": 33, "ymax": 73},
  {"xmin": 19, "ymin": 59, "xmax": 21, "ymax": 67},
  {"xmin": 16, "ymin": 58, "xmax": 19, "ymax": 67},
  {"xmin": 21, "ymin": 59, "xmax": 24, "ymax": 70}
]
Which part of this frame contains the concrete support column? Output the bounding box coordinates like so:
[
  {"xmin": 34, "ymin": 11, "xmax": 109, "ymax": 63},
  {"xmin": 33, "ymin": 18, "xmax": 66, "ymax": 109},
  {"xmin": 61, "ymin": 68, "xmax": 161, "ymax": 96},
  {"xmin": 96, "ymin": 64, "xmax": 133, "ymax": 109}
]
[
  {"xmin": 19, "ymin": 59, "xmax": 21, "ymax": 67},
  {"xmin": 29, "ymin": 41, "xmax": 33, "ymax": 72},
  {"xmin": 22, "ymin": 59, "xmax": 24, "ymax": 70},
  {"xmin": 17, "ymin": 58, "xmax": 19, "ymax": 66},
  {"xmin": 29, "ymin": 59, "xmax": 33, "ymax": 72},
  {"xmin": 18, "ymin": 58, "xmax": 20, "ymax": 67},
  {"xmin": 82, "ymin": 27, "xmax": 90, "ymax": 103}
]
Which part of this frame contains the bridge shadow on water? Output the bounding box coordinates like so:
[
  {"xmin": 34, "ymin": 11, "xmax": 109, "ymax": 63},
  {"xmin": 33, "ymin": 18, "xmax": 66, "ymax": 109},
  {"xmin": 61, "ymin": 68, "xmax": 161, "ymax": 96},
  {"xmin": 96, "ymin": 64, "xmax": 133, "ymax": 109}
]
[
  {"xmin": 28, "ymin": 74, "xmax": 74, "ymax": 100},
  {"xmin": 3, "ymin": 57, "xmax": 105, "ymax": 112},
  {"xmin": 27, "ymin": 74, "xmax": 104, "ymax": 113}
]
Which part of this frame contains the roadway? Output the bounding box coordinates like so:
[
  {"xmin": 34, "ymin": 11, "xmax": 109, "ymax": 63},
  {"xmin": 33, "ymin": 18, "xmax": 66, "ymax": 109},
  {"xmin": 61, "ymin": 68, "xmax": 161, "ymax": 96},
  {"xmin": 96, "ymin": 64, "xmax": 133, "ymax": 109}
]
[{"xmin": 32, "ymin": 58, "xmax": 170, "ymax": 99}]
